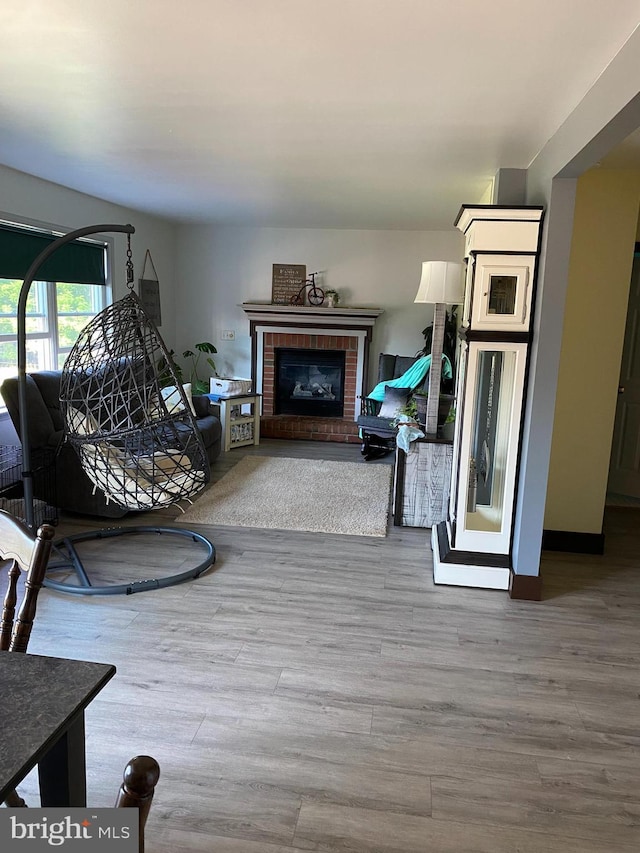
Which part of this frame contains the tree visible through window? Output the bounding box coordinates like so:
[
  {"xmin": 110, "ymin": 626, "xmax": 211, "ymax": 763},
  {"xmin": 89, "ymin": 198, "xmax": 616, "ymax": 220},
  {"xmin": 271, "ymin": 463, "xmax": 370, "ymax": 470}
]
[{"xmin": 0, "ymin": 278, "xmax": 108, "ymax": 408}]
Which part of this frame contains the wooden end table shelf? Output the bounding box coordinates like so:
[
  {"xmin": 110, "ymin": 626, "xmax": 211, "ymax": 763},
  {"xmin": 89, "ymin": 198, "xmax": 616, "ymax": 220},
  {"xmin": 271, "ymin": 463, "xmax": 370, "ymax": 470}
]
[{"xmin": 215, "ymin": 393, "xmax": 262, "ymax": 452}]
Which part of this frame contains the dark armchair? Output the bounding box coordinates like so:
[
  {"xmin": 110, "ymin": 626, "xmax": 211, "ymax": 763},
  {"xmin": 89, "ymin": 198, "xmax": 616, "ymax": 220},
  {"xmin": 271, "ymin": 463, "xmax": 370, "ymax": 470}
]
[{"xmin": 358, "ymin": 354, "xmax": 453, "ymax": 460}]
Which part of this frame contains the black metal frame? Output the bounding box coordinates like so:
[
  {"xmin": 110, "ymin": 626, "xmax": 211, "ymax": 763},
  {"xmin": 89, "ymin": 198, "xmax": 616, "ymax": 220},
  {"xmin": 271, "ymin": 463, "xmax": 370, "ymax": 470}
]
[{"xmin": 45, "ymin": 526, "xmax": 215, "ymax": 595}]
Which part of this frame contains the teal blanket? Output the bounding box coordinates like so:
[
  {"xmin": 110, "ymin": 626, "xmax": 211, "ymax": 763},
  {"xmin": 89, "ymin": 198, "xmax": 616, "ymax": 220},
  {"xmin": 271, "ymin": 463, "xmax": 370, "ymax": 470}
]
[{"xmin": 367, "ymin": 354, "xmax": 452, "ymax": 402}]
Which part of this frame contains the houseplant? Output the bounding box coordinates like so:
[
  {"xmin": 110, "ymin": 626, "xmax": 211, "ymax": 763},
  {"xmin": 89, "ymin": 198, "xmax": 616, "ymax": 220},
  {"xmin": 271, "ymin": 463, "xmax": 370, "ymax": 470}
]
[
  {"xmin": 181, "ymin": 342, "xmax": 218, "ymax": 394},
  {"xmin": 158, "ymin": 341, "xmax": 218, "ymax": 394},
  {"xmin": 324, "ymin": 288, "xmax": 340, "ymax": 308},
  {"xmin": 442, "ymin": 405, "xmax": 456, "ymax": 440},
  {"xmin": 399, "ymin": 396, "xmax": 418, "ymax": 421},
  {"xmin": 411, "ymin": 390, "xmax": 453, "ymax": 430}
]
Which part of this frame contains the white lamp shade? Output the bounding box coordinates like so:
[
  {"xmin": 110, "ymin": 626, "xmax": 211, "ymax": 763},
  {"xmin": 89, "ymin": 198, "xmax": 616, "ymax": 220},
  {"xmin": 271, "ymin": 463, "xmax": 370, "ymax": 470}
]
[{"xmin": 415, "ymin": 261, "xmax": 464, "ymax": 305}]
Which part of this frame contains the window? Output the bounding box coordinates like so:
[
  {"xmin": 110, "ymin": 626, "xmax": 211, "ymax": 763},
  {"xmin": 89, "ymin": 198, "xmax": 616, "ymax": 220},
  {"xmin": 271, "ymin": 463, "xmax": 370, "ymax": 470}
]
[
  {"xmin": 0, "ymin": 221, "xmax": 110, "ymax": 413},
  {"xmin": 0, "ymin": 279, "xmax": 109, "ymax": 409}
]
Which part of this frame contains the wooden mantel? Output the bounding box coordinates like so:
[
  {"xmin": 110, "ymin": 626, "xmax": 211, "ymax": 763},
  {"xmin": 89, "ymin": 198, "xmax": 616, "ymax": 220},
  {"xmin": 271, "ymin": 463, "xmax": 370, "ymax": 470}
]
[{"xmin": 242, "ymin": 302, "xmax": 384, "ymax": 327}]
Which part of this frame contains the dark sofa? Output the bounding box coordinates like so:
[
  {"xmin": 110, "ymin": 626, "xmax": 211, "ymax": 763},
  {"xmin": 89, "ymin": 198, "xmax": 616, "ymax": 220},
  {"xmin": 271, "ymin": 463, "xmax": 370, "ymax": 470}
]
[{"xmin": 1, "ymin": 371, "xmax": 222, "ymax": 518}]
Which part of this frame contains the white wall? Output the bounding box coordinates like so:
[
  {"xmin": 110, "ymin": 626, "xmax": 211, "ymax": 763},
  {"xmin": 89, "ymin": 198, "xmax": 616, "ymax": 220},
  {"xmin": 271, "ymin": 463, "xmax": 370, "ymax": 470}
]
[
  {"xmin": 0, "ymin": 161, "xmax": 466, "ymax": 395},
  {"xmin": 0, "ymin": 164, "xmax": 179, "ymax": 347},
  {"xmin": 175, "ymin": 225, "xmax": 464, "ymax": 385}
]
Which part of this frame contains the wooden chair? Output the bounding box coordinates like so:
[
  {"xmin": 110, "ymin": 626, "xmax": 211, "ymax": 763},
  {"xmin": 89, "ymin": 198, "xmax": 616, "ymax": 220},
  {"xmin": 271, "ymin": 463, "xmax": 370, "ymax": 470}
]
[
  {"xmin": 0, "ymin": 510, "xmax": 160, "ymax": 850},
  {"xmin": 1, "ymin": 510, "xmax": 56, "ymax": 806},
  {"xmin": 0, "ymin": 509, "xmax": 55, "ymax": 655}
]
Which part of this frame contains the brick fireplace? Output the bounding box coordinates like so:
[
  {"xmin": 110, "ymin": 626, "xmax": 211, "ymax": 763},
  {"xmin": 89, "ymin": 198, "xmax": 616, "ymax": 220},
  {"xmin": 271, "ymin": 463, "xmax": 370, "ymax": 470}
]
[{"xmin": 242, "ymin": 303, "xmax": 383, "ymax": 442}]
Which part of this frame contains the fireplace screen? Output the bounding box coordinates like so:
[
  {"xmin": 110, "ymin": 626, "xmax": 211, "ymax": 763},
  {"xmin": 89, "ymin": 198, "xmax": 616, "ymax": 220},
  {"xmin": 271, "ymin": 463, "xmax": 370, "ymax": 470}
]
[{"xmin": 275, "ymin": 348, "xmax": 346, "ymax": 417}]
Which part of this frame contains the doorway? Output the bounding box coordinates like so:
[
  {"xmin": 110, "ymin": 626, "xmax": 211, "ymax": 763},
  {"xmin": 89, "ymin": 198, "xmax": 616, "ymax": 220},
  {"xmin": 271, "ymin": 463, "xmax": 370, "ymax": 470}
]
[{"xmin": 607, "ymin": 242, "xmax": 640, "ymax": 506}]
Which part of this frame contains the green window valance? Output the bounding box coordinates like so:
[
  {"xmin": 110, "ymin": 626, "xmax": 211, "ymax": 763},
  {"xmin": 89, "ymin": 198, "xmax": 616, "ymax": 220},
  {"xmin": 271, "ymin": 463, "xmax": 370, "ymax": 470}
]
[{"xmin": 0, "ymin": 224, "xmax": 107, "ymax": 285}]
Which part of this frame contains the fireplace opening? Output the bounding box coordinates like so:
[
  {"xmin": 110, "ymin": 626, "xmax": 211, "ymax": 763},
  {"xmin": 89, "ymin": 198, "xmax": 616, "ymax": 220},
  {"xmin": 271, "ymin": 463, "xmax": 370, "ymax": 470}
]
[{"xmin": 275, "ymin": 348, "xmax": 346, "ymax": 417}]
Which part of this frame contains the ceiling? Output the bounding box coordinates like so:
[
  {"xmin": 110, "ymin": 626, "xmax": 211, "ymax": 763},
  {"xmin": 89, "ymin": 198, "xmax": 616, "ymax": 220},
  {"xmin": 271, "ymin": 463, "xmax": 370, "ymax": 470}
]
[{"xmin": 0, "ymin": 1, "xmax": 639, "ymax": 230}]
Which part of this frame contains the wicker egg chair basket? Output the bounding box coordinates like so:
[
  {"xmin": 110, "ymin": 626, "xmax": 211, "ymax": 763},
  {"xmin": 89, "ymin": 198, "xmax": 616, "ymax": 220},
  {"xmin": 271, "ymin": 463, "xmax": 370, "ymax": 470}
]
[{"xmin": 60, "ymin": 291, "xmax": 209, "ymax": 511}]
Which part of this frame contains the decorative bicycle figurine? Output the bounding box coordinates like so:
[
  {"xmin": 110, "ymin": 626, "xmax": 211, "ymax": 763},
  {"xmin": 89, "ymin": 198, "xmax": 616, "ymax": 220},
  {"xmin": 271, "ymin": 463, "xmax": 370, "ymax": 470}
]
[{"xmin": 291, "ymin": 272, "xmax": 324, "ymax": 306}]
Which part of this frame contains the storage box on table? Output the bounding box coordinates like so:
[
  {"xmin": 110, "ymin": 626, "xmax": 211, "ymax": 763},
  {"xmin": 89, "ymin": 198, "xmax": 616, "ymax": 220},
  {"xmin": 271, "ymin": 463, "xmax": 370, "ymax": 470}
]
[{"xmin": 209, "ymin": 377, "xmax": 252, "ymax": 396}]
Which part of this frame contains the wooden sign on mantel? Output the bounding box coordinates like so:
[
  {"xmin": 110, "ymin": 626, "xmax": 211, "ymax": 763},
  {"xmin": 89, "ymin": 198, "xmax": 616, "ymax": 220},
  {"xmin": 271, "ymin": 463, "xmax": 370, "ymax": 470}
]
[{"xmin": 272, "ymin": 264, "xmax": 306, "ymax": 304}]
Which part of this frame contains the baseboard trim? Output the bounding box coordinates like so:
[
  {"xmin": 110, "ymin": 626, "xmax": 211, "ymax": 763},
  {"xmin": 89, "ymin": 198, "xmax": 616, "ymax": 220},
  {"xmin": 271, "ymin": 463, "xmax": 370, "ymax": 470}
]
[
  {"xmin": 509, "ymin": 570, "xmax": 543, "ymax": 601},
  {"xmin": 542, "ymin": 529, "xmax": 605, "ymax": 555}
]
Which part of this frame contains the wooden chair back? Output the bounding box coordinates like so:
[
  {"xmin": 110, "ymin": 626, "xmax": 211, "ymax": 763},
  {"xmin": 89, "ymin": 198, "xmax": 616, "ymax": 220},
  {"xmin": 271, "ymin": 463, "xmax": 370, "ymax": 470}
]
[
  {"xmin": 0, "ymin": 510, "xmax": 55, "ymax": 654},
  {"xmin": 0, "ymin": 510, "xmax": 54, "ymax": 806},
  {"xmin": 0, "ymin": 512, "xmax": 160, "ymax": 840}
]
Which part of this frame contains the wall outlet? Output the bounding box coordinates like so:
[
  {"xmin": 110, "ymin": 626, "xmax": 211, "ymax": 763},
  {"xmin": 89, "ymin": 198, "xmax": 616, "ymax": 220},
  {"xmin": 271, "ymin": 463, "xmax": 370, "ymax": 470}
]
[{"xmin": 221, "ymin": 330, "xmax": 236, "ymax": 341}]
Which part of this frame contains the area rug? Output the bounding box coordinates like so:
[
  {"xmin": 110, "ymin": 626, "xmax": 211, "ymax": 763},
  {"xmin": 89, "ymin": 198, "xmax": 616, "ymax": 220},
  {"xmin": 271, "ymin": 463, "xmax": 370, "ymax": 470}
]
[{"xmin": 178, "ymin": 456, "xmax": 392, "ymax": 537}]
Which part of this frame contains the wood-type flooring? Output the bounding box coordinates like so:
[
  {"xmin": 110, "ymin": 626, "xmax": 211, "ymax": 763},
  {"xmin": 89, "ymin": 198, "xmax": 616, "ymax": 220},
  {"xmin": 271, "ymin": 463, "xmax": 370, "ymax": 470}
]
[{"xmin": 13, "ymin": 440, "xmax": 640, "ymax": 852}]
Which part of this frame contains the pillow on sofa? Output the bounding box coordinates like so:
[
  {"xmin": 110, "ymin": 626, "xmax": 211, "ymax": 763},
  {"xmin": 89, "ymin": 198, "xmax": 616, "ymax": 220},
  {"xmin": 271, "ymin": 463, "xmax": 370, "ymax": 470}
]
[
  {"xmin": 378, "ymin": 386, "xmax": 412, "ymax": 419},
  {"xmin": 160, "ymin": 383, "xmax": 197, "ymax": 416}
]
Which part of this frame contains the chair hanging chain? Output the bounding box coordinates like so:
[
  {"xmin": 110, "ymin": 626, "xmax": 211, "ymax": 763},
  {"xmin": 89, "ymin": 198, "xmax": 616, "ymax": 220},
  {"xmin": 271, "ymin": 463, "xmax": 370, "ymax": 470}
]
[{"xmin": 126, "ymin": 233, "xmax": 135, "ymax": 289}]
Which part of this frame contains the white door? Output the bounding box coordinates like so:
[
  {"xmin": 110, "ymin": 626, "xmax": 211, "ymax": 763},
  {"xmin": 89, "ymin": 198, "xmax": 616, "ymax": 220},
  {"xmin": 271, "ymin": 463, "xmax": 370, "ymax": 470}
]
[{"xmin": 608, "ymin": 251, "xmax": 640, "ymax": 497}]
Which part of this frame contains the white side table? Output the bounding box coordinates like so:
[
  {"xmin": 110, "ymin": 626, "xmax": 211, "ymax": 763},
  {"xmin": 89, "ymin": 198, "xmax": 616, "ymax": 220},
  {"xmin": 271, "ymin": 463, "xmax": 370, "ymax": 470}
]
[{"xmin": 217, "ymin": 393, "xmax": 261, "ymax": 452}]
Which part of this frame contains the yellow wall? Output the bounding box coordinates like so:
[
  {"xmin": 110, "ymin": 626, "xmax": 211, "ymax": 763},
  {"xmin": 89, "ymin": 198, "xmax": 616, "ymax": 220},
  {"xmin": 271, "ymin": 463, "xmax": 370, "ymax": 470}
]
[{"xmin": 544, "ymin": 168, "xmax": 640, "ymax": 533}]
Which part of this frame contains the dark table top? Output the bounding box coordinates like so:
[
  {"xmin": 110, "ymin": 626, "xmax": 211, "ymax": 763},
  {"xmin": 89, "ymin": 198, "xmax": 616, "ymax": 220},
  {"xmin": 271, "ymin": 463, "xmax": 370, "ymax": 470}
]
[{"xmin": 0, "ymin": 651, "xmax": 116, "ymax": 801}]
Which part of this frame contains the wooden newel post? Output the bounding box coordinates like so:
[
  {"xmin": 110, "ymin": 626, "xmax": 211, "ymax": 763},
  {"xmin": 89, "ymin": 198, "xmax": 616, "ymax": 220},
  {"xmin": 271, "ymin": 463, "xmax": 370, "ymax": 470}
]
[{"xmin": 115, "ymin": 755, "xmax": 161, "ymax": 853}]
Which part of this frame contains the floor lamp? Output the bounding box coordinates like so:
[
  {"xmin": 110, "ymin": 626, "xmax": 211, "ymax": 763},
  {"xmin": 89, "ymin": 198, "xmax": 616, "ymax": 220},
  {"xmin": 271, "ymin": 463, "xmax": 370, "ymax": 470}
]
[{"xmin": 414, "ymin": 261, "xmax": 464, "ymax": 437}]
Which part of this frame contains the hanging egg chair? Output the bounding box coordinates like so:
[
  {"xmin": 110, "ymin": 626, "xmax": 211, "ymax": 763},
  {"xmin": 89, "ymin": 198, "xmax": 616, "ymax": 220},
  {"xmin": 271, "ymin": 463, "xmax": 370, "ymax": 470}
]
[
  {"xmin": 61, "ymin": 291, "xmax": 209, "ymax": 511},
  {"xmin": 12, "ymin": 224, "xmax": 216, "ymax": 595}
]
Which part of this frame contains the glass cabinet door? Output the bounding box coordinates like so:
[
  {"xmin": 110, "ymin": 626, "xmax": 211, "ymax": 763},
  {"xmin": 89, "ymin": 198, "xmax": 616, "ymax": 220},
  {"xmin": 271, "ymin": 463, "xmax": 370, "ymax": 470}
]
[
  {"xmin": 454, "ymin": 342, "xmax": 527, "ymax": 555},
  {"xmin": 470, "ymin": 255, "xmax": 535, "ymax": 332},
  {"xmin": 448, "ymin": 339, "xmax": 467, "ymax": 525}
]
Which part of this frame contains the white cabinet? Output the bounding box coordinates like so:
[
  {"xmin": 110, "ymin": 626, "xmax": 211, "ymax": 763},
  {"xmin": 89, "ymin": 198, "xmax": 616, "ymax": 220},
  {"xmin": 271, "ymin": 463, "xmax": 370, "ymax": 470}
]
[
  {"xmin": 433, "ymin": 205, "xmax": 544, "ymax": 591},
  {"xmin": 470, "ymin": 255, "xmax": 535, "ymax": 332}
]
